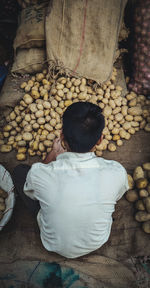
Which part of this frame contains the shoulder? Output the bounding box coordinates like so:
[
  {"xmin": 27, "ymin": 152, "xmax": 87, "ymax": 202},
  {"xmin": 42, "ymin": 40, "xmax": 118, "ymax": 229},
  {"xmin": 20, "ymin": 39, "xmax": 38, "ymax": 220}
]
[
  {"xmin": 28, "ymin": 162, "xmax": 55, "ymax": 177},
  {"xmin": 97, "ymin": 157, "xmax": 127, "ymax": 177}
]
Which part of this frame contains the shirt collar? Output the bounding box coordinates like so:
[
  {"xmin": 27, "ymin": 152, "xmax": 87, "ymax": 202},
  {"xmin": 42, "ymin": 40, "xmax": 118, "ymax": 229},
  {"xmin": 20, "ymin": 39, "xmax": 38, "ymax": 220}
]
[{"xmin": 57, "ymin": 151, "xmax": 96, "ymax": 161}]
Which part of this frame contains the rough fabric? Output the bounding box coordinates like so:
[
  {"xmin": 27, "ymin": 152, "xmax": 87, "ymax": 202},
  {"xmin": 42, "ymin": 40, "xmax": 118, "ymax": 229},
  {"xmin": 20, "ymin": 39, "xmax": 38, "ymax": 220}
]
[
  {"xmin": 14, "ymin": 2, "xmax": 48, "ymax": 50},
  {"xmin": 46, "ymin": 0, "xmax": 127, "ymax": 84},
  {"xmin": 128, "ymin": 0, "xmax": 150, "ymax": 96},
  {"xmin": 11, "ymin": 48, "xmax": 46, "ymax": 74}
]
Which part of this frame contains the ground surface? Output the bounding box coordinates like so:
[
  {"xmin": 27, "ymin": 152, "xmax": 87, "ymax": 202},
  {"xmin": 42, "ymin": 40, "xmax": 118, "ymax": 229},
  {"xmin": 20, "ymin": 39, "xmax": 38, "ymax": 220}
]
[
  {"xmin": 0, "ymin": 72, "xmax": 150, "ymax": 287},
  {"xmin": 0, "ymin": 130, "xmax": 150, "ymax": 287}
]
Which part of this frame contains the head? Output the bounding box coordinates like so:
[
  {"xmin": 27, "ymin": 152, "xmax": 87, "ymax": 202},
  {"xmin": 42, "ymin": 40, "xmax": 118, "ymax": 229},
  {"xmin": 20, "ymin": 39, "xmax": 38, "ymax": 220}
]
[{"xmin": 62, "ymin": 102, "xmax": 105, "ymax": 153}]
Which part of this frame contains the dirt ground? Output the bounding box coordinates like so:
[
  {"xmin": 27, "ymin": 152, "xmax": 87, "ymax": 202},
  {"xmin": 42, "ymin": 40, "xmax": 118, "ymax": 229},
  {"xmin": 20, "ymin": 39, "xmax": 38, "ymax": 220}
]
[
  {"xmin": 0, "ymin": 129, "xmax": 150, "ymax": 287},
  {"xmin": 0, "ymin": 72, "xmax": 150, "ymax": 287}
]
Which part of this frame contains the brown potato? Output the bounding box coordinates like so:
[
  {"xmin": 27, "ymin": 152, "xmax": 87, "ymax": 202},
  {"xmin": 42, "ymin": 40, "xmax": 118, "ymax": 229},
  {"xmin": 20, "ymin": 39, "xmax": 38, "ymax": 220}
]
[
  {"xmin": 143, "ymin": 163, "xmax": 150, "ymax": 171},
  {"xmin": 144, "ymin": 197, "xmax": 150, "ymax": 213},
  {"xmin": 127, "ymin": 174, "xmax": 134, "ymax": 189},
  {"xmin": 135, "ymin": 200, "xmax": 145, "ymax": 211},
  {"xmin": 139, "ymin": 189, "xmax": 149, "ymax": 198},
  {"xmin": 135, "ymin": 211, "xmax": 150, "ymax": 222},
  {"xmin": 136, "ymin": 178, "xmax": 148, "ymax": 189},
  {"xmin": 142, "ymin": 221, "xmax": 150, "ymax": 233},
  {"xmin": 133, "ymin": 166, "xmax": 144, "ymax": 181},
  {"xmin": 125, "ymin": 189, "xmax": 139, "ymax": 202}
]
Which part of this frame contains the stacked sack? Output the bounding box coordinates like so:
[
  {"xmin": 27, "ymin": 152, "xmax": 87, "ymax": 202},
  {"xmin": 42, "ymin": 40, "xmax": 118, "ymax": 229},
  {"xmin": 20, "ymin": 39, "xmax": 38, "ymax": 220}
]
[
  {"xmin": 11, "ymin": 1, "xmax": 48, "ymax": 74},
  {"xmin": 128, "ymin": 0, "xmax": 150, "ymax": 96}
]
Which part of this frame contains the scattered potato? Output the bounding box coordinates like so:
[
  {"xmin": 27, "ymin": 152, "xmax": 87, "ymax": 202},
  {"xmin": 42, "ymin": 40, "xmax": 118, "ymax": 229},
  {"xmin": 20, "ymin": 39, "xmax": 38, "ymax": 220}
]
[
  {"xmin": 135, "ymin": 211, "xmax": 150, "ymax": 222},
  {"xmin": 142, "ymin": 221, "xmax": 150, "ymax": 234},
  {"xmin": 133, "ymin": 166, "xmax": 144, "ymax": 181},
  {"xmin": 128, "ymin": 174, "xmax": 134, "ymax": 189},
  {"xmin": 139, "ymin": 189, "xmax": 149, "ymax": 198},
  {"xmin": 1, "ymin": 67, "xmax": 150, "ymax": 161},
  {"xmin": 125, "ymin": 189, "xmax": 139, "ymax": 202},
  {"xmin": 144, "ymin": 197, "xmax": 150, "ymax": 213},
  {"xmin": 136, "ymin": 178, "xmax": 148, "ymax": 189},
  {"xmin": 0, "ymin": 145, "xmax": 12, "ymax": 153},
  {"xmin": 135, "ymin": 200, "xmax": 145, "ymax": 211}
]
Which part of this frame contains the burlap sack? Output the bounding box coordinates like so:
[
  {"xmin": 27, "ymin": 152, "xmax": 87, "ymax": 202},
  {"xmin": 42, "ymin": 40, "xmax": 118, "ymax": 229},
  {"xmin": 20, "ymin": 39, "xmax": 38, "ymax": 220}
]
[
  {"xmin": 14, "ymin": 2, "xmax": 48, "ymax": 50},
  {"xmin": 46, "ymin": 0, "xmax": 127, "ymax": 84},
  {"xmin": 11, "ymin": 48, "xmax": 46, "ymax": 74},
  {"xmin": 17, "ymin": 0, "xmax": 47, "ymax": 8}
]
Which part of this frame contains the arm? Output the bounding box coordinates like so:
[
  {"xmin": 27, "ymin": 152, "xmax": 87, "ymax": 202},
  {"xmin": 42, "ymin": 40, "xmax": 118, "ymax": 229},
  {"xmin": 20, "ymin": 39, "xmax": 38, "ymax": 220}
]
[{"xmin": 43, "ymin": 137, "xmax": 66, "ymax": 164}]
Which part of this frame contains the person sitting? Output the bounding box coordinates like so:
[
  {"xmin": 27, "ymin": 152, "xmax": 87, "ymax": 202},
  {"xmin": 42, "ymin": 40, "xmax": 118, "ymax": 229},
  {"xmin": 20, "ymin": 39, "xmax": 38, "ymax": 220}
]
[{"xmin": 12, "ymin": 101, "xmax": 129, "ymax": 258}]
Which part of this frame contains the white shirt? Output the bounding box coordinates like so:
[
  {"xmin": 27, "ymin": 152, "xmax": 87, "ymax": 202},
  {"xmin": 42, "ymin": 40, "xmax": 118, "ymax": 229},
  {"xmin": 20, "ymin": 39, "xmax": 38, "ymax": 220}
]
[{"xmin": 24, "ymin": 152, "xmax": 129, "ymax": 258}]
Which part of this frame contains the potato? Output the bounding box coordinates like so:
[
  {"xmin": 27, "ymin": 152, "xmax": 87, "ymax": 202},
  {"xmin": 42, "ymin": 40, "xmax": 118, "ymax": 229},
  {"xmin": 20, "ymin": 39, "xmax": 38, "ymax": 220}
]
[
  {"xmin": 143, "ymin": 163, "xmax": 150, "ymax": 171},
  {"xmin": 35, "ymin": 110, "xmax": 44, "ymax": 118},
  {"xmin": 24, "ymin": 124, "xmax": 32, "ymax": 132},
  {"xmin": 116, "ymin": 139, "xmax": 123, "ymax": 146},
  {"xmin": 44, "ymin": 123, "xmax": 53, "ymax": 132},
  {"xmin": 125, "ymin": 115, "xmax": 133, "ymax": 122},
  {"xmin": 135, "ymin": 211, "xmax": 150, "ymax": 222},
  {"xmin": 111, "ymin": 128, "xmax": 119, "ymax": 135},
  {"xmin": 144, "ymin": 197, "xmax": 150, "ymax": 213},
  {"xmin": 102, "ymin": 105, "xmax": 112, "ymax": 117},
  {"xmin": 20, "ymin": 82, "xmax": 27, "ymax": 89},
  {"xmin": 139, "ymin": 189, "xmax": 149, "ymax": 198},
  {"xmin": 32, "ymin": 141, "xmax": 39, "ymax": 151},
  {"xmin": 43, "ymin": 140, "xmax": 52, "ymax": 147},
  {"xmin": 50, "ymin": 119, "xmax": 56, "ymax": 127},
  {"xmin": 0, "ymin": 188, "xmax": 8, "ymax": 198},
  {"xmin": 51, "ymin": 99, "xmax": 58, "ymax": 108},
  {"xmin": 136, "ymin": 178, "xmax": 148, "ymax": 189},
  {"xmin": 108, "ymin": 143, "xmax": 116, "ymax": 152},
  {"xmin": 144, "ymin": 123, "xmax": 150, "ymax": 132},
  {"xmin": 0, "ymin": 202, "xmax": 6, "ymax": 211},
  {"xmin": 3, "ymin": 125, "xmax": 12, "ymax": 132},
  {"xmin": 16, "ymin": 153, "xmax": 26, "ymax": 161},
  {"xmin": 128, "ymin": 106, "xmax": 142, "ymax": 116},
  {"xmin": 36, "ymin": 73, "xmax": 44, "ymax": 82},
  {"xmin": 10, "ymin": 111, "xmax": 16, "ymax": 121},
  {"xmin": 135, "ymin": 200, "xmax": 145, "ymax": 211},
  {"xmin": 29, "ymin": 103, "xmax": 37, "ymax": 113},
  {"xmin": 142, "ymin": 221, "xmax": 150, "ymax": 233},
  {"xmin": 39, "ymin": 142, "xmax": 45, "ymax": 152},
  {"xmin": 18, "ymin": 140, "xmax": 26, "ymax": 147},
  {"xmin": 125, "ymin": 189, "xmax": 139, "ymax": 202},
  {"xmin": 23, "ymin": 94, "xmax": 33, "ymax": 105},
  {"xmin": 128, "ymin": 174, "xmax": 134, "ymax": 189},
  {"xmin": 0, "ymin": 145, "xmax": 12, "ymax": 153},
  {"xmin": 22, "ymin": 132, "xmax": 33, "ymax": 142},
  {"xmin": 47, "ymin": 133, "xmax": 55, "ymax": 141},
  {"xmin": 37, "ymin": 117, "xmax": 45, "ymax": 125},
  {"xmin": 123, "ymin": 122, "xmax": 131, "ymax": 130},
  {"xmin": 133, "ymin": 166, "xmax": 144, "ymax": 181},
  {"xmin": 43, "ymin": 101, "xmax": 51, "ymax": 109},
  {"xmin": 17, "ymin": 147, "xmax": 27, "ymax": 154},
  {"xmin": 147, "ymin": 184, "xmax": 150, "ymax": 194}
]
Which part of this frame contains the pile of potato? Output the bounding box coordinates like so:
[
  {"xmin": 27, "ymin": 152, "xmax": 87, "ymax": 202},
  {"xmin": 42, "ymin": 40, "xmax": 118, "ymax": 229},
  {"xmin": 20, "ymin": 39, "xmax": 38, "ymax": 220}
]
[
  {"xmin": 0, "ymin": 67, "xmax": 150, "ymax": 160},
  {"xmin": 0, "ymin": 188, "xmax": 7, "ymax": 221},
  {"xmin": 126, "ymin": 163, "xmax": 150, "ymax": 234}
]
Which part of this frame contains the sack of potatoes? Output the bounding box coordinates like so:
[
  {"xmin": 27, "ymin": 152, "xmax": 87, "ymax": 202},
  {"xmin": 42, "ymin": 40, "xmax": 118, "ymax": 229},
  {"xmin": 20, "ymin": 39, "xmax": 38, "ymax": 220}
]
[
  {"xmin": 0, "ymin": 165, "xmax": 15, "ymax": 231},
  {"xmin": 126, "ymin": 162, "xmax": 150, "ymax": 234},
  {"xmin": 0, "ymin": 67, "xmax": 150, "ymax": 161}
]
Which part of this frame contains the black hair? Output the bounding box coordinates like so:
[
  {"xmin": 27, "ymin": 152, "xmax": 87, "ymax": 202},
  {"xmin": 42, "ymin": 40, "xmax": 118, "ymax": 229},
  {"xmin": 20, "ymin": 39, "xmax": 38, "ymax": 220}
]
[{"xmin": 62, "ymin": 102, "xmax": 105, "ymax": 153}]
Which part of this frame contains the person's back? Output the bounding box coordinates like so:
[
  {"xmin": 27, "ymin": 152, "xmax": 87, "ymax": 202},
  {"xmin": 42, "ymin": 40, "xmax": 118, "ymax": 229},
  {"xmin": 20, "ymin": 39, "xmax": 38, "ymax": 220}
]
[
  {"xmin": 25, "ymin": 153, "xmax": 128, "ymax": 258},
  {"xmin": 14, "ymin": 102, "xmax": 128, "ymax": 258}
]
